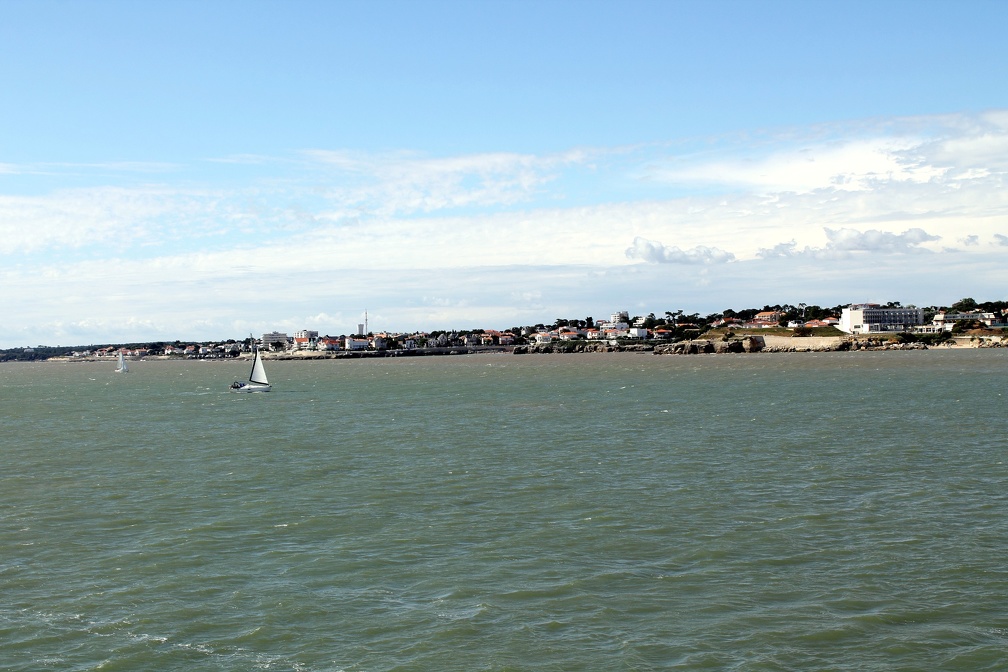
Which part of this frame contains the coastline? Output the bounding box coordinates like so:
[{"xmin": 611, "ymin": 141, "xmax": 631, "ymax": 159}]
[{"xmin": 28, "ymin": 334, "xmax": 1008, "ymax": 364}]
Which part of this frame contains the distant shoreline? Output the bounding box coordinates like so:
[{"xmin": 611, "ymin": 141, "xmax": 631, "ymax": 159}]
[{"xmin": 32, "ymin": 334, "xmax": 1007, "ymax": 364}]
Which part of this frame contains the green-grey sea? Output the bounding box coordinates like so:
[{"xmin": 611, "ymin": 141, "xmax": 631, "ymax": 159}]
[{"xmin": 2, "ymin": 350, "xmax": 1006, "ymax": 671}]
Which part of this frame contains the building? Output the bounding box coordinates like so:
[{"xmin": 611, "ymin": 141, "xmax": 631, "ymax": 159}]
[
  {"xmin": 931, "ymin": 311, "xmax": 997, "ymax": 331},
  {"xmin": 262, "ymin": 331, "xmax": 289, "ymax": 348},
  {"xmin": 318, "ymin": 337, "xmax": 341, "ymax": 351},
  {"xmin": 754, "ymin": 310, "xmax": 784, "ymax": 324},
  {"xmin": 837, "ymin": 304, "xmax": 924, "ymax": 334},
  {"xmin": 344, "ymin": 336, "xmax": 369, "ymax": 351}
]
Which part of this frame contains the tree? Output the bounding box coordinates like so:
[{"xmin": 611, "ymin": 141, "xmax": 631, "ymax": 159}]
[{"xmin": 951, "ymin": 297, "xmax": 978, "ymax": 312}]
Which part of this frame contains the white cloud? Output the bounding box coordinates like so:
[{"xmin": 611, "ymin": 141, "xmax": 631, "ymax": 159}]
[
  {"xmin": 302, "ymin": 148, "xmax": 588, "ymax": 216},
  {"xmin": 0, "ymin": 185, "xmax": 240, "ymax": 254},
  {"xmin": 823, "ymin": 227, "xmax": 940, "ymax": 253},
  {"xmin": 757, "ymin": 226, "xmax": 941, "ymax": 259},
  {"xmin": 625, "ymin": 236, "xmax": 735, "ymax": 264},
  {"xmin": 652, "ymin": 136, "xmax": 948, "ymax": 194}
]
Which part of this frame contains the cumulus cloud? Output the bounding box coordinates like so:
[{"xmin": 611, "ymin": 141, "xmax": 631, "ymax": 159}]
[
  {"xmin": 757, "ymin": 227, "xmax": 941, "ymax": 259},
  {"xmin": 625, "ymin": 236, "xmax": 735, "ymax": 264},
  {"xmin": 824, "ymin": 227, "xmax": 940, "ymax": 253},
  {"xmin": 756, "ymin": 240, "xmax": 803, "ymax": 259},
  {"xmin": 994, "ymin": 234, "xmax": 1008, "ymax": 246}
]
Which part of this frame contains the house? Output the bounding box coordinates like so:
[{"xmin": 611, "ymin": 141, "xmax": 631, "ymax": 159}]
[
  {"xmin": 754, "ymin": 310, "xmax": 784, "ymax": 324},
  {"xmin": 558, "ymin": 327, "xmax": 582, "ymax": 341},
  {"xmin": 344, "ymin": 336, "xmax": 369, "ymax": 351},
  {"xmin": 317, "ymin": 337, "xmax": 341, "ymax": 351},
  {"xmin": 931, "ymin": 311, "xmax": 997, "ymax": 331}
]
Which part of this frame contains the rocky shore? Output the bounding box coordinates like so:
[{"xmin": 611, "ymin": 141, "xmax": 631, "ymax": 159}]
[{"xmin": 514, "ymin": 333, "xmax": 1006, "ymax": 355}]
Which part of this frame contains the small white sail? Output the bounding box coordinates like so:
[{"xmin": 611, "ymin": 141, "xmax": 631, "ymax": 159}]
[
  {"xmin": 249, "ymin": 348, "xmax": 269, "ymax": 385},
  {"xmin": 115, "ymin": 351, "xmax": 129, "ymax": 373}
]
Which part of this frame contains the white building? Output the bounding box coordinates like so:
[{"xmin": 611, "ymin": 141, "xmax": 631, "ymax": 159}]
[
  {"xmin": 931, "ymin": 311, "xmax": 996, "ymax": 331},
  {"xmin": 261, "ymin": 331, "xmax": 289, "ymax": 347},
  {"xmin": 837, "ymin": 304, "xmax": 924, "ymax": 334},
  {"xmin": 344, "ymin": 336, "xmax": 369, "ymax": 351}
]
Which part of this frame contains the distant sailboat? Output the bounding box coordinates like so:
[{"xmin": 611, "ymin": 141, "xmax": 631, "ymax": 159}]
[
  {"xmin": 230, "ymin": 337, "xmax": 271, "ymax": 392},
  {"xmin": 115, "ymin": 351, "xmax": 129, "ymax": 373}
]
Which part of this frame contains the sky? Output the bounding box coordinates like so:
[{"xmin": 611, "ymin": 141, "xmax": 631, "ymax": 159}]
[{"xmin": 2, "ymin": 0, "xmax": 1007, "ymax": 348}]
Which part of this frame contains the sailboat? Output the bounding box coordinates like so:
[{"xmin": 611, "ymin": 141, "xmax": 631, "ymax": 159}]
[
  {"xmin": 115, "ymin": 350, "xmax": 129, "ymax": 373},
  {"xmin": 230, "ymin": 337, "xmax": 271, "ymax": 392}
]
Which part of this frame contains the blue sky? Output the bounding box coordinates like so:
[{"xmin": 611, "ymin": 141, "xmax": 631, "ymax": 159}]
[{"xmin": 2, "ymin": 0, "xmax": 1007, "ymax": 347}]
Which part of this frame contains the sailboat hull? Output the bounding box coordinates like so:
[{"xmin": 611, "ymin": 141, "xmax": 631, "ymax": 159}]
[{"xmin": 230, "ymin": 381, "xmax": 271, "ymax": 393}]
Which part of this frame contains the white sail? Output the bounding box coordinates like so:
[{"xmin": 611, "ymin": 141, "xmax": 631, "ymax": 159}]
[
  {"xmin": 249, "ymin": 349, "xmax": 269, "ymax": 385},
  {"xmin": 115, "ymin": 351, "xmax": 129, "ymax": 373}
]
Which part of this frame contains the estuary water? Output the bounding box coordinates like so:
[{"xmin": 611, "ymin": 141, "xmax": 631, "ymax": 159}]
[{"xmin": 2, "ymin": 350, "xmax": 1006, "ymax": 671}]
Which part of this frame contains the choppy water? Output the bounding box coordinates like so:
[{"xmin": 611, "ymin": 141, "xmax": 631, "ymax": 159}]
[{"xmin": 2, "ymin": 350, "xmax": 1006, "ymax": 671}]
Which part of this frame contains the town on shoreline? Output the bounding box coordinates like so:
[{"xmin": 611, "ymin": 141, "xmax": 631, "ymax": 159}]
[{"xmin": 5, "ymin": 298, "xmax": 1007, "ymax": 362}]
